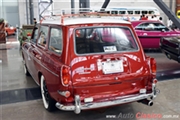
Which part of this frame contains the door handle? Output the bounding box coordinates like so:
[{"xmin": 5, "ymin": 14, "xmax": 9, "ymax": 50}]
[{"xmin": 31, "ymin": 44, "xmax": 35, "ymax": 48}]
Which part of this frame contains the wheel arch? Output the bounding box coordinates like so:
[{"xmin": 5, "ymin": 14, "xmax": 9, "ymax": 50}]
[{"xmin": 38, "ymin": 72, "xmax": 43, "ymax": 85}]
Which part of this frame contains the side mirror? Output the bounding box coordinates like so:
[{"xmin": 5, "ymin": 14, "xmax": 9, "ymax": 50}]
[{"xmin": 161, "ymin": 29, "xmax": 166, "ymax": 32}]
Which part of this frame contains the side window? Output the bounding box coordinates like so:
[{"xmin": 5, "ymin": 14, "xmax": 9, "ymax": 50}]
[
  {"xmin": 111, "ymin": 11, "xmax": 118, "ymax": 14},
  {"xmin": 149, "ymin": 11, "xmax": 154, "ymax": 15},
  {"xmin": 31, "ymin": 26, "xmax": 39, "ymax": 43},
  {"xmin": 119, "ymin": 11, "xmax": 126, "ymax": 14},
  {"xmin": 48, "ymin": 28, "xmax": 63, "ymax": 54},
  {"xmin": 145, "ymin": 23, "xmax": 155, "ymax": 30},
  {"xmin": 153, "ymin": 23, "xmax": 169, "ymax": 31},
  {"xmin": 37, "ymin": 26, "xmax": 49, "ymax": 47},
  {"xmin": 106, "ymin": 11, "xmax": 111, "ymax": 14},
  {"xmin": 127, "ymin": 11, "xmax": 133, "ymax": 14},
  {"xmin": 136, "ymin": 23, "xmax": 154, "ymax": 30},
  {"xmin": 135, "ymin": 11, "xmax": 140, "ymax": 14},
  {"xmin": 135, "ymin": 23, "xmax": 147, "ymax": 30},
  {"xmin": 142, "ymin": 11, "xmax": 148, "ymax": 15}
]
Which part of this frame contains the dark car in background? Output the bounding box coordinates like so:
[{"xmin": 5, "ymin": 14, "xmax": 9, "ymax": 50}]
[
  {"xmin": 131, "ymin": 20, "xmax": 180, "ymax": 49},
  {"xmin": 160, "ymin": 36, "xmax": 180, "ymax": 63}
]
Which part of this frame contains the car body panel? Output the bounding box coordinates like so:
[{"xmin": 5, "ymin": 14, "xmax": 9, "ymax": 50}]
[{"xmin": 22, "ymin": 16, "xmax": 158, "ymax": 113}]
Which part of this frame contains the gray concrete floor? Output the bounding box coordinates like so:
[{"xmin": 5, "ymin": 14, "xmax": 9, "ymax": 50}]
[
  {"xmin": 1, "ymin": 79, "xmax": 180, "ymax": 120},
  {"xmin": 0, "ymin": 36, "xmax": 180, "ymax": 120}
]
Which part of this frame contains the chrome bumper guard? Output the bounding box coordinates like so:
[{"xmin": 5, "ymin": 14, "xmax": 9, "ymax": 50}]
[{"xmin": 56, "ymin": 83, "xmax": 159, "ymax": 114}]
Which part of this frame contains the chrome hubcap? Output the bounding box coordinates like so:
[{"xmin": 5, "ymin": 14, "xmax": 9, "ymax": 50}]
[{"xmin": 41, "ymin": 76, "xmax": 49, "ymax": 109}]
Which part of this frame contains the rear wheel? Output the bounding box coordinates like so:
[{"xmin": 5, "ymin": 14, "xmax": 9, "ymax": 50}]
[{"xmin": 40, "ymin": 75, "xmax": 56, "ymax": 111}]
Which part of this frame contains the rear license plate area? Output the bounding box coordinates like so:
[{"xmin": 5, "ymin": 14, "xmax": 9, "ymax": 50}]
[{"xmin": 102, "ymin": 60, "xmax": 124, "ymax": 74}]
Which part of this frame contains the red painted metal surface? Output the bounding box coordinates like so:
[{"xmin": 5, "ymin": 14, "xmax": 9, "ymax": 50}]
[{"xmin": 5, "ymin": 26, "xmax": 16, "ymax": 36}]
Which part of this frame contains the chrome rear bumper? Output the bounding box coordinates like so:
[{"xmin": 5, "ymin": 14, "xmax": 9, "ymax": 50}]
[{"xmin": 56, "ymin": 83, "xmax": 159, "ymax": 114}]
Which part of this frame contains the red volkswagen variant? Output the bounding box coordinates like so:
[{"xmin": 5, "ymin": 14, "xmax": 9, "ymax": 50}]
[{"xmin": 22, "ymin": 13, "xmax": 159, "ymax": 114}]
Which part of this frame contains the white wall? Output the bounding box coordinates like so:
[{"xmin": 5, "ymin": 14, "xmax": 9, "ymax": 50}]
[
  {"xmin": 18, "ymin": 0, "xmax": 174, "ymax": 26},
  {"xmin": 0, "ymin": 0, "xmax": 19, "ymax": 26},
  {"xmin": 18, "ymin": 1, "xmax": 27, "ymax": 26}
]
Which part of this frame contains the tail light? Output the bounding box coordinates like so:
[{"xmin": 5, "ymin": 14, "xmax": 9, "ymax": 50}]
[
  {"xmin": 61, "ymin": 65, "xmax": 71, "ymax": 86},
  {"xmin": 153, "ymin": 79, "xmax": 158, "ymax": 84},
  {"xmin": 58, "ymin": 90, "xmax": 71, "ymax": 98},
  {"xmin": 150, "ymin": 58, "xmax": 156, "ymax": 74}
]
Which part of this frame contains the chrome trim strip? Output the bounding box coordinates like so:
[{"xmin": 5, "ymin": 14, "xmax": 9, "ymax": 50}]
[
  {"xmin": 79, "ymin": 72, "xmax": 91, "ymax": 74},
  {"xmin": 33, "ymin": 56, "xmax": 59, "ymax": 77}
]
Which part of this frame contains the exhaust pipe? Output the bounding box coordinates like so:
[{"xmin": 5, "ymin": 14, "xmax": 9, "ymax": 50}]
[
  {"xmin": 138, "ymin": 99, "xmax": 153, "ymax": 106},
  {"xmin": 148, "ymin": 100, "xmax": 153, "ymax": 106}
]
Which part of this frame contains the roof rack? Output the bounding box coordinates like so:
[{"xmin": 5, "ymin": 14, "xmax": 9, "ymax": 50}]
[
  {"xmin": 40, "ymin": 8, "xmax": 128, "ymax": 24},
  {"xmin": 42, "ymin": 8, "xmax": 103, "ymax": 15}
]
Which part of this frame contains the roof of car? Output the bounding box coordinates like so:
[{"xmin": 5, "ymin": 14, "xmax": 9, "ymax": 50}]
[
  {"xmin": 131, "ymin": 20, "xmax": 161, "ymax": 23},
  {"xmin": 40, "ymin": 18, "xmax": 131, "ymax": 26}
]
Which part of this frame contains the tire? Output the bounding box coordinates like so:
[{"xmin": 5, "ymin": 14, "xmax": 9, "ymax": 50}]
[
  {"xmin": 23, "ymin": 60, "xmax": 30, "ymax": 76},
  {"xmin": 40, "ymin": 75, "xmax": 56, "ymax": 112}
]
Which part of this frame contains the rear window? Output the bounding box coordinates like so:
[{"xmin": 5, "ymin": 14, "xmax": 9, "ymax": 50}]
[
  {"xmin": 127, "ymin": 11, "xmax": 133, "ymax": 14},
  {"xmin": 142, "ymin": 11, "xmax": 148, "ymax": 14},
  {"xmin": 75, "ymin": 27, "xmax": 138, "ymax": 54},
  {"xmin": 119, "ymin": 11, "xmax": 126, "ymax": 14},
  {"xmin": 135, "ymin": 11, "xmax": 140, "ymax": 14},
  {"xmin": 111, "ymin": 11, "xmax": 118, "ymax": 14}
]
